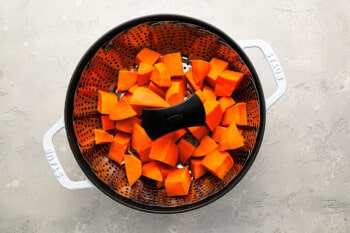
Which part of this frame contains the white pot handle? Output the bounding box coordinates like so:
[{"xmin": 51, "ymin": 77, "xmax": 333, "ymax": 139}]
[
  {"xmin": 238, "ymin": 39, "xmax": 287, "ymax": 109},
  {"xmin": 42, "ymin": 117, "xmax": 94, "ymax": 189}
]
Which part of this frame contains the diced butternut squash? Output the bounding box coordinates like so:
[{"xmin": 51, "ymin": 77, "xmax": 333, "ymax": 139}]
[
  {"xmin": 185, "ymin": 69, "xmax": 203, "ymax": 91},
  {"xmin": 108, "ymin": 133, "xmax": 131, "ymax": 164},
  {"xmin": 218, "ymin": 122, "xmax": 245, "ymax": 150},
  {"xmin": 194, "ymin": 89, "xmax": 205, "ymax": 103},
  {"xmin": 109, "ymin": 97, "xmax": 137, "ymax": 121},
  {"xmin": 117, "ymin": 70, "xmax": 137, "ymax": 92},
  {"xmin": 129, "ymin": 86, "xmax": 170, "ymax": 108},
  {"xmin": 173, "ymin": 128, "xmax": 187, "ymax": 142},
  {"xmin": 157, "ymin": 164, "xmax": 177, "ymax": 188},
  {"xmin": 189, "ymin": 158, "xmax": 207, "ymax": 179},
  {"xmin": 115, "ymin": 116, "xmax": 141, "ymax": 134},
  {"xmin": 222, "ymin": 102, "xmax": 247, "ymax": 126},
  {"xmin": 218, "ymin": 96, "xmax": 236, "ymax": 112},
  {"xmin": 191, "ymin": 59, "xmax": 210, "ymax": 84},
  {"xmin": 215, "ymin": 70, "xmax": 244, "ymax": 97},
  {"xmin": 201, "ymin": 149, "xmax": 234, "ymax": 180},
  {"xmin": 206, "ymin": 58, "xmax": 228, "ymax": 88},
  {"xmin": 136, "ymin": 47, "xmax": 161, "ymax": 65},
  {"xmin": 123, "ymin": 154, "xmax": 142, "ymax": 186},
  {"xmin": 148, "ymin": 81, "xmax": 166, "ymax": 99},
  {"xmin": 161, "ymin": 52, "xmax": 184, "ymax": 77},
  {"xmin": 187, "ymin": 125, "xmax": 209, "ymax": 141},
  {"xmin": 128, "ymin": 84, "xmax": 139, "ymax": 94},
  {"xmin": 149, "ymin": 133, "xmax": 178, "ymax": 167},
  {"xmin": 192, "ymin": 135, "xmax": 218, "ymax": 157},
  {"xmin": 150, "ymin": 62, "xmax": 171, "ymax": 87},
  {"xmin": 93, "ymin": 129, "xmax": 113, "ymax": 144},
  {"xmin": 138, "ymin": 148, "xmax": 151, "ymax": 163},
  {"xmin": 177, "ymin": 138, "xmax": 196, "ymax": 164},
  {"xmin": 131, "ymin": 123, "xmax": 152, "ymax": 156},
  {"xmin": 204, "ymin": 99, "xmax": 223, "ymax": 131},
  {"xmin": 212, "ymin": 125, "xmax": 227, "ymax": 142},
  {"xmin": 142, "ymin": 161, "xmax": 163, "ymax": 181},
  {"xmin": 137, "ymin": 62, "xmax": 153, "ymax": 85},
  {"xmin": 165, "ymin": 167, "xmax": 191, "ymax": 196},
  {"xmin": 101, "ymin": 115, "xmax": 116, "ymax": 131},
  {"xmin": 90, "ymin": 49, "xmax": 250, "ymax": 195},
  {"xmin": 202, "ymin": 85, "xmax": 216, "ymax": 101},
  {"xmin": 165, "ymin": 79, "xmax": 186, "ymax": 105},
  {"xmin": 97, "ymin": 90, "xmax": 118, "ymax": 114}
]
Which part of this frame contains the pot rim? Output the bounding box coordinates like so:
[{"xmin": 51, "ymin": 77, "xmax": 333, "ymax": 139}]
[{"xmin": 64, "ymin": 14, "xmax": 266, "ymax": 213}]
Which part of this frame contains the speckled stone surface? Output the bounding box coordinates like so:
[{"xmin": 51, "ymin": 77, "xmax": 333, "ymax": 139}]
[{"xmin": 0, "ymin": 0, "xmax": 349, "ymax": 232}]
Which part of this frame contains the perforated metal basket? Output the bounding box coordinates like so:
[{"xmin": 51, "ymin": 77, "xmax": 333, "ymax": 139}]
[{"xmin": 43, "ymin": 15, "xmax": 286, "ymax": 213}]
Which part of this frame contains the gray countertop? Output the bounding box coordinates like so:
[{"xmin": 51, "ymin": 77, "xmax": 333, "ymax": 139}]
[{"xmin": 0, "ymin": 0, "xmax": 349, "ymax": 232}]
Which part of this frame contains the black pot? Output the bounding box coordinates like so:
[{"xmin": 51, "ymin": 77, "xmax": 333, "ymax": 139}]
[{"xmin": 43, "ymin": 14, "xmax": 286, "ymax": 213}]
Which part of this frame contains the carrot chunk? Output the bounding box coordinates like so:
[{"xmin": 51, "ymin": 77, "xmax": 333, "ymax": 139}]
[
  {"xmin": 215, "ymin": 70, "xmax": 244, "ymax": 97},
  {"xmin": 189, "ymin": 158, "xmax": 208, "ymax": 179},
  {"xmin": 108, "ymin": 133, "xmax": 131, "ymax": 164},
  {"xmin": 136, "ymin": 47, "xmax": 161, "ymax": 65},
  {"xmin": 97, "ymin": 90, "xmax": 118, "ymax": 114},
  {"xmin": 142, "ymin": 161, "xmax": 163, "ymax": 181},
  {"xmin": 204, "ymin": 99, "xmax": 223, "ymax": 131},
  {"xmin": 124, "ymin": 154, "xmax": 142, "ymax": 186},
  {"xmin": 206, "ymin": 58, "xmax": 228, "ymax": 88},
  {"xmin": 117, "ymin": 70, "xmax": 137, "ymax": 92},
  {"xmin": 129, "ymin": 86, "xmax": 170, "ymax": 108},
  {"xmin": 165, "ymin": 167, "xmax": 191, "ymax": 196},
  {"xmin": 201, "ymin": 149, "xmax": 234, "ymax": 180}
]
